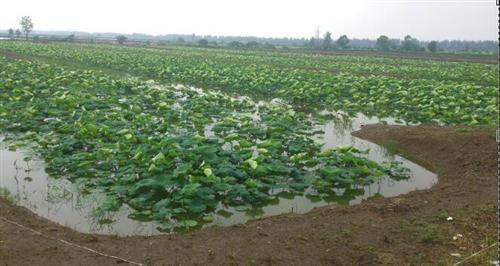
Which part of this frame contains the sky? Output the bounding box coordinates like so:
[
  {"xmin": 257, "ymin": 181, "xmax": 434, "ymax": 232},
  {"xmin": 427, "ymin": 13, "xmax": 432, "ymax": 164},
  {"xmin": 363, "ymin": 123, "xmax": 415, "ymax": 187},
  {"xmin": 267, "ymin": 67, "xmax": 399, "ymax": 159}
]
[{"xmin": 1, "ymin": 0, "xmax": 497, "ymax": 41}]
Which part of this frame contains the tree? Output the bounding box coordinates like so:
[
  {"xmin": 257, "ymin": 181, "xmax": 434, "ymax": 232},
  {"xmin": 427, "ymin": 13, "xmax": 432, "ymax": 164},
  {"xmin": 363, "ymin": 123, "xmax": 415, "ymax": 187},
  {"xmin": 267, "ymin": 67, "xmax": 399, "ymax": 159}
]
[
  {"xmin": 263, "ymin": 42, "xmax": 276, "ymax": 50},
  {"xmin": 197, "ymin": 39, "xmax": 208, "ymax": 46},
  {"xmin": 427, "ymin": 41, "xmax": 438, "ymax": 53},
  {"xmin": 322, "ymin": 32, "xmax": 332, "ymax": 50},
  {"xmin": 20, "ymin": 16, "xmax": 34, "ymax": 40},
  {"xmin": 402, "ymin": 35, "xmax": 412, "ymax": 51},
  {"xmin": 116, "ymin": 35, "xmax": 127, "ymax": 44},
  {"xmin": 375, "ymin": 35, "xmax": 391, "ymax": 51},
  {"xmin": 228, "ymin": 41, "xmax": 244, "ymax": 48},
  {"xmin": 336, "ymin": 35, "xmax": 350, "ymax": 49},
  {"xmin": 8, "ymin": 28, "xmax": 14, "ymax": 39},
  {"xmin": 401, "ymin": 35, "xmax": 421, "ymax": 51},
  {"xmin": 308, "ymin": 37, "xmax": 316, "ymax": 47},
  {"xmin": 15, "ymin": 29, "xmax": 21, "ymax": 38},
  {"xmin": 64, "ymin": 34, "xmax": 75, "ymax": 42},
  {"xmin": 246, "ymin": 41, "xmax": 260, "ymax": 48}
]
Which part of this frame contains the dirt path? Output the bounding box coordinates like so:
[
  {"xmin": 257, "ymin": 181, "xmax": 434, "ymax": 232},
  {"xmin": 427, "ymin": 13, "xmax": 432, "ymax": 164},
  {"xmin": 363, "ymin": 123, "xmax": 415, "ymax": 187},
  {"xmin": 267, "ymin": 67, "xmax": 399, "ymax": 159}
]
[{"xmin": 0, "ymin": 124, "xmax": 497, "ymax": 265}]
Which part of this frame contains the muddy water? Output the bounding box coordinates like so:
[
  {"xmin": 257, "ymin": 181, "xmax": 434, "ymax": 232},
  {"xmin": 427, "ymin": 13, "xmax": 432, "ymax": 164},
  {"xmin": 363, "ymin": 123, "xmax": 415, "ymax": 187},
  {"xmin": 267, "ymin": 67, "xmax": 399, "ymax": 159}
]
[
  {"xmin": 0, "ymin": 146, "xmax": 160, "ymax": 235},
  {"xmin": 210, "ymin": 113, "xmax": 436, "ymax": 227},
  {"xmin": 0, "ymin": 110, "xmax": 437, "ymax": 236}
]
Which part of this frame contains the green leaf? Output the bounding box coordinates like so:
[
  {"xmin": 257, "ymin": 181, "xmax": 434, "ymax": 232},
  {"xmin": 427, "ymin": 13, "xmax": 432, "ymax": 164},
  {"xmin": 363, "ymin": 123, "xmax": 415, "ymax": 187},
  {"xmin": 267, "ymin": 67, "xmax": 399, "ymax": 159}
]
[
  {"xmin": 151, "ymin": 152, "xmax": 165, "ymax": 163},
  {"xmin": 320, "ymin": 166, "xmax": 343, "ymax": 177},
  {"xmin": 178, "ymin": 219, "xmax": 198, "ymax": 228},
  {"xmin": 100, "ymin": 196, "xmax": 120, "ymax": 211},
  {"xmin": 203, "ymin": 167, "xmax": 213, "ymax": 177},
  {"xmin": 174, "ymin": 163, "xmax": 192, "ymax": 177},
  {"xmin": 246, "ymin": 158, "xmax": 258, "ymax": 170}
]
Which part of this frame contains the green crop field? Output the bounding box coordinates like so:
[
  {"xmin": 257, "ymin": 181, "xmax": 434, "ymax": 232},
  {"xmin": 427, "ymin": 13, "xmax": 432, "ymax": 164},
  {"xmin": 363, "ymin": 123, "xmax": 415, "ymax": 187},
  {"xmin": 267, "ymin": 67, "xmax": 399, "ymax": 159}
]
[
  {"xmin": 0, "ymin": 41, "xmax": 496, "ymax": 125},
  {"xmin": 0, "ymin": 40, "xmax": 496, "ymax": 230}
]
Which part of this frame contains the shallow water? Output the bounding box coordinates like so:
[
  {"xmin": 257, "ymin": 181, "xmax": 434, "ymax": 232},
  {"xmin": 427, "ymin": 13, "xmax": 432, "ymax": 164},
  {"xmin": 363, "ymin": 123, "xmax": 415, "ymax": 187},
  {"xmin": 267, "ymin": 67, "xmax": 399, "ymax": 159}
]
[
  {"xmin": 0, "ymin": 83, "xmax": 437, "ymax": 236},
  {"xmin": 0, "ymin": 111, "xmax": 437, "ymax": 236},
  {"xmin": 0, "ymin": 147, "xmax": 160, "ymax": 235},
  {"xmin": 208, "ymin": 113, "xmax": 436, "ymax": 227}
]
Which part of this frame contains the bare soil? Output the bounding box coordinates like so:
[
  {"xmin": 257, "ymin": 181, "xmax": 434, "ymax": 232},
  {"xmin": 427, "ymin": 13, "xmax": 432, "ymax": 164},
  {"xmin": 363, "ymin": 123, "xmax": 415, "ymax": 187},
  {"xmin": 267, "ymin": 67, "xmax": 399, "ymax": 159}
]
[{"xmin": 0, "ymin": 124, "xmax": 497, "ymax": 265}]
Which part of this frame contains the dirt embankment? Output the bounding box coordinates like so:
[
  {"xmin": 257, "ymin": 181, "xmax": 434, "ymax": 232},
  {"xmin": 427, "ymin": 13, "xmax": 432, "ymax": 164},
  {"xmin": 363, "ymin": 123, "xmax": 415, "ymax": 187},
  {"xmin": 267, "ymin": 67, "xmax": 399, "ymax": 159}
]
[{"xmin": 0, "ymin": 124, "xmax": 497, "ymax": 265}]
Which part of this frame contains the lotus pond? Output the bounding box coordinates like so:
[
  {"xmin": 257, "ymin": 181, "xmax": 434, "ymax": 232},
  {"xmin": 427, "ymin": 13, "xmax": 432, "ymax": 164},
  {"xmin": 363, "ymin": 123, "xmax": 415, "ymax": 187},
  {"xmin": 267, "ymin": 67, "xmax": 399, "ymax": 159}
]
[
  {"xmin": 0, "ymin": 56, "xmax": 437, "ymax": 235},
  {"xmin": 0, "ymin": 41, "xmax": 496, "ymax": 126}
]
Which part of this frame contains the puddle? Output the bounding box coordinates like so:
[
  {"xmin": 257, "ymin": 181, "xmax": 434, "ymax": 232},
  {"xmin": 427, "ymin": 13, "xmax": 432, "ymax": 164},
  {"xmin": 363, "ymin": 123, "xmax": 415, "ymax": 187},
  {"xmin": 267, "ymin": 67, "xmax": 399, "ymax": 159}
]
[{"xmin": 0, "ymin": 85, "xmax": 437, "ymax": 236}]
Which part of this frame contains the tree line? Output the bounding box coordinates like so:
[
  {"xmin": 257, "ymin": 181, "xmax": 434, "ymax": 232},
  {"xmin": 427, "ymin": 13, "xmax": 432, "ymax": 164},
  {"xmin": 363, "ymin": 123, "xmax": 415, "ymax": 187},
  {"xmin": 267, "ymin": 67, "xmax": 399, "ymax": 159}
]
[
  {"xmin": 3, "ymin": 17, "xmax": 496, "ymax": 53},
  {"xmin": 305, "ymin": 32, "xmax": 475, "ymax": 53}
]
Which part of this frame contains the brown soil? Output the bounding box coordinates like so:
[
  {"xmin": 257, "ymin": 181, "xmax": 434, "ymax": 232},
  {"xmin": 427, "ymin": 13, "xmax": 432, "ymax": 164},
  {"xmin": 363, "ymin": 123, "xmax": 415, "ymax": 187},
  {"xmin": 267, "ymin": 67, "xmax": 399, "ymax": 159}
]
[{"xmin": 0, "ymin": 124, "xmax": 497, "ymax": 265}]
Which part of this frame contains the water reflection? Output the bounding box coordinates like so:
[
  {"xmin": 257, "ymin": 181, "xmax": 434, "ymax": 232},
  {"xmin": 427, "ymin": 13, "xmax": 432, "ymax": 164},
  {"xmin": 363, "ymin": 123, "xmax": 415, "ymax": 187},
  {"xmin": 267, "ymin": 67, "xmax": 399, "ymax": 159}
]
[
  {"xmin": 0, "ymin": 112, "xmax": 437, "ymax": 236},
  {"xmin": 0, "ymin": 147, "xmax": 161, "ymax": 235}
]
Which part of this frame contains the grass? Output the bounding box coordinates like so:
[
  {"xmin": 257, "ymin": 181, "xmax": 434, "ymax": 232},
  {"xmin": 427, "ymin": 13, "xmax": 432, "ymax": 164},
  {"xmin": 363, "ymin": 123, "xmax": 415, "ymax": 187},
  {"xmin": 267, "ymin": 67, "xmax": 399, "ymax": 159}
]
[
  {"xmin": 397, "ymin": 204, "xmax": 497, "ymax": 265},
  {"xmin": 464, "ymin": 242, "xmax": 498, "ymax": 265},
  {"xmin": 437, "ymin": 241, "xmax": 498, "ymax": 266},
  {"xmin": 331, "ymin": 229, "xmax": 353, "ymax": 245},
  {"xmin": 380, "ymin": 138, "xmax": 437, "ymax": 173},
  {"xmin": 0, "ymin": 187, "xmax": 15, "ymax": 204},
  {"xmin": 382, "ymin": 139, "xmax": 401, "ymax": 156},
  {"xmin": 399, "ymin": 218, "xmax": 445, "ymax": 243}
]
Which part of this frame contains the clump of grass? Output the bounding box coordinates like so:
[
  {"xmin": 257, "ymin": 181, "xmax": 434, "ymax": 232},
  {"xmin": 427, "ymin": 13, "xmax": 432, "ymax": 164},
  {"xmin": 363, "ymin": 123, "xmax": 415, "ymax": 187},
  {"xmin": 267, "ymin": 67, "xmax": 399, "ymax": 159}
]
[
  {"xmin": 383, "ymin": 139, "xmax": 401, "ymax": 156},
  {"xmin": 0, "ymin": 187, "xmax": 15, "ymax": 204},
  {"xmin": 399, "ymin": 219, "xmax": 444, "ymax": 243},
  {"xmin": 454, "ymin": 127, "xmax": 472, "ymax": 133},
  {"xmin": 480, "ymin": 236, "xmax": 496, "ymax": 247},
  {"xmin": 332, "ymin": 229, "xmax": 353, "ymax": 245},
  {"xmin": 81, "ymin": 234, "xmax": 98, "ymax": 242}
]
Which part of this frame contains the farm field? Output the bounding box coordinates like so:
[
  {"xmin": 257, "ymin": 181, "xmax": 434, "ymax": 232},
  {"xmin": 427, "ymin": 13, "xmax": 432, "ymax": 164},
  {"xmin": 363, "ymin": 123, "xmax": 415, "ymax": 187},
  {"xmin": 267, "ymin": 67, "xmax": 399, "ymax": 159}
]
[{"xmin": 0, "ymin": 41, "xmax": 497, "ymax": 265}]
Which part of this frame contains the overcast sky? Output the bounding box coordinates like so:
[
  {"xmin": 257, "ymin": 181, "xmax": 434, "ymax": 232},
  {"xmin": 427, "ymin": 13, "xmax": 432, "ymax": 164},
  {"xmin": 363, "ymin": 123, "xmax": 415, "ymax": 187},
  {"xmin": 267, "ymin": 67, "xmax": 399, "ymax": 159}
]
[{"xmin": 1, "ymin": 0, "xmax": 497, "ymax": 40}]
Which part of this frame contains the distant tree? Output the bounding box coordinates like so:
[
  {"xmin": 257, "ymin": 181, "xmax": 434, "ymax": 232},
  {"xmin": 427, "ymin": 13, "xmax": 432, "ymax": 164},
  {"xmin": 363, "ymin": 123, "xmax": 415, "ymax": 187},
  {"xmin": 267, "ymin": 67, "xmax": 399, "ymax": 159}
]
[
  {"xmin": 177, "ymin": 37, "xmax": 185, "ymax": 43},
  {"xmin": 116, "ymin": 35, "xmax": 127, "ymax": 44},
  {"xmin": 246, "ymin": 41, "xmax": 260, "ymax": 48},
  {"xmin": 402, "ymin": 35, "xmax": 411, "ymax": 51},
  {"xmin": 19, "ymin": 16, "xmax": 34, "ymax": 40},
  {"xmin": 307, "ymin": 37, "xmax": 316, "ymax": 47},
  {"xmin": 15, "ymin": 29, "xmax": 21, "ymax": 38},
  {"xmin": 263, "ymin": 42, "xmax": 276, "ymax": 49},
  {"xmin": 375, "ymin": 35, "xmax": 392, "ymax": 51},
  {"xmin": 64, "ymin": 34, "xmax": 75, "ymax": 42},
  {"xmin": 33, "ymin": 35, "xmax": 40, "ymax": 42},
  {"xmin": 336, "ymin": 35, "xmax": 350, "ymax": 49},
  {"xmin": 401, "ymin": 35, "xmax": 421, "ymax": 51},
  {"xmin": 228, "ymin": 41, "xmax": 244, "ymax": 48},
  {"xmin": 8, "ymin": 28, "xmax": 14, "ymax": 39},
  {"xmin": 197, "ymin": 39, "xmax": 208, "ymax": 46},
  {"xmin": 322, "ymin": 32, "xmax": 333, "ymax": 50},
  {"xmin": 376, "ymin": 35, "xmax": 389, "ymax": 51},
  {"xmin": 427, "ymin": 41, "xmax": 438, "ymax": 53}
]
